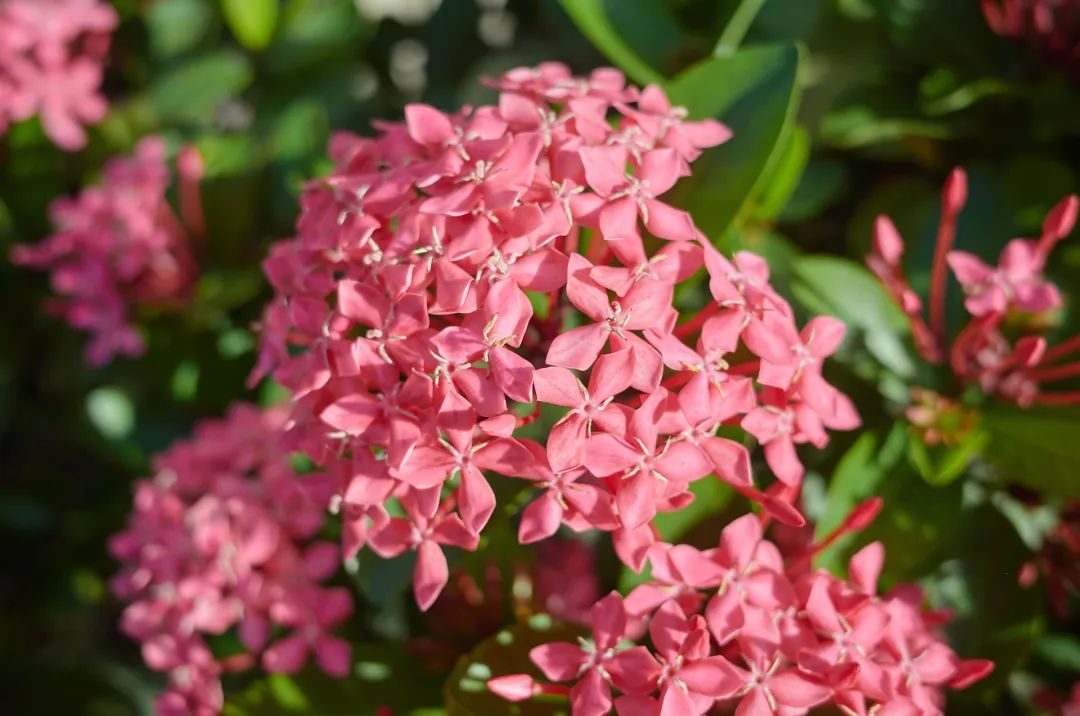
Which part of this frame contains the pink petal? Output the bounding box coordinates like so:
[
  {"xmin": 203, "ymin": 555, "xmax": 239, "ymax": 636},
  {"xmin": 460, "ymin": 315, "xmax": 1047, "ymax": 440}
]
[
  {"xmin": 547, "ymin": 322, "xmax": 610, "ymax": 370},
  {"xmin": 519, "ymin": 490, "xmax": 563, "ymax": 544},
  {"xmin": 262, "ymin": 634, "xmax": 309, "ymax": 673},
  {"xmin": 405, "ymin": 103, "xmax": 455, "ymax": 145},
  {"xmin": 457, "ymin": 466, "xmax": 496, "ymax": 534},
  {"xmin": 414, "ymin": 539, "xmax": 450, "ymax": 611},
  {"xmin": 768, "ymin": 670, "xmax": 832, "ymax": 708},
  {"xmin": 530, "ymin": 642, "xmax": 587, "ymax": 681},
  {"xmin": 488, "ymin": 674, "xmax": 540, "ymax": 701}
]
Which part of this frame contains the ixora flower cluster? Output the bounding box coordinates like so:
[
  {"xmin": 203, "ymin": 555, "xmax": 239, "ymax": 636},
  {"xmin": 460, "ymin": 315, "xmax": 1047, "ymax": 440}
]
[
  {"xmin": 868, "ymin": 168, "xmax": 1080, "ymax": 409},
  {"xmin": 251, "ymin": 62, "xmax": 862, "ymax": 614},
  {"xmin": 0, "ymin": 0, "xmax": 117, "ymax": 149},
  {"xmin": 11, "ymin": 137, "xmax": 201, "ymax": 365},
  {"xmin": 982, "ymin": 0, "xmax": 1080, "ymax": 78},
  {"xmin": 110, "ymin": 404, "xmax": 352, "ymax": 716},
  {"xmin": 490, "ymin": 511, "xmax": 994, "ymax": 716}
]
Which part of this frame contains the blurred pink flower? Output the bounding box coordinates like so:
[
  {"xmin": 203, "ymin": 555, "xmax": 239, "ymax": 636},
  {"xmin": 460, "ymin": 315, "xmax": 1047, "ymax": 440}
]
[
  {"xmin": 866, "ymin": 168, "xmax": 1080, "ymax": 407},
  {"xmin": 0, "ymin": 0, "xmax": 116, "ymax": 149},
  {"xmin": 11, "ymin": 137, "xmax": 199, "ymax": 365},
  {"xmin": 110, "ymin": 404, "xmax": 351, "ymax": 714}
]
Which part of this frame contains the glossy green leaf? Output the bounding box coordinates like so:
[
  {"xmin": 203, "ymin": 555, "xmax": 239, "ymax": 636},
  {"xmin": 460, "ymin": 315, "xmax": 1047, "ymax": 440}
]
[
  {"xmin": 981, "ymin": 405, "xmax": 1080, "ymax": 499},
  {"xmin": 222, "ymin": 0, "xmax": 279, "ymax": 50},
  {"xmin": 225, "ymin": 644, "xmax": 443, "ymax": 715},
  {"xmin": 907, "ymin": 428, "xmax": 988, "ymax": 487},
  {"xmin": 151, "ymin": 51, "xmax": 254, "ymax": 124},
  {"xmin": 1034, "ymin": 633, "xmax": 1080, "ymax": 672},
  {"xmin": 654, "ymin": 477, "xmax": 733, "ymax": 543},
  {"xmin": 557, "ymin": 0, "xmax": 683, "ymax": 85},
  {"xmin": 815, "ymin": 424, "xmax": 907, "ymax": 572},
  {"xmin": 445, "ymin": 617, "xmax": 581, "ymax": 716},
  {"xmin": 147, "ymin": 0, "xmax": 215, "ymax": 58},
  {"xmin": 752, "ymin": 125, "xmax": 810, "ymax": 221},
  {"xmin": 791, "ymin": 255, "xmax": 916, "ymax": 378},
  {"xmin": 664, "ymin": 44, "xmax": 801, "ymax": 241}
]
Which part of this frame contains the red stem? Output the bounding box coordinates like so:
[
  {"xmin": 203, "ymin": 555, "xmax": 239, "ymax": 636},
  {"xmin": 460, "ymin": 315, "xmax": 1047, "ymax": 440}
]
[
  {"xmin": 1028, "ymin": 360, "xmax": 1080, "ymax": 383},
  {"xmin": 930, "ymin": 169, "xmax": 967, "ymax": 347},
  {"xmin": 1032, "ymin": 391, "xmax": 1080, "ymax": 405},
  {"xmin": 930, "ymin": 212, "xmax": 958, "ymax": 347},
  {"xmin": 1040, "ymin": 333, "xmax": 1080, "ymax": 365},
  {"xmin": 674, "ymin": 302, "xmax": 722, "ymax": 340}
]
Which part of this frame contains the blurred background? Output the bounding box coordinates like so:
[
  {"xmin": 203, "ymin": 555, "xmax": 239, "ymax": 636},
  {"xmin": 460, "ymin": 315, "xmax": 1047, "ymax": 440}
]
[{"xmin": 1, "ymin": 0, "xmax": 1079, "ymax": 713}]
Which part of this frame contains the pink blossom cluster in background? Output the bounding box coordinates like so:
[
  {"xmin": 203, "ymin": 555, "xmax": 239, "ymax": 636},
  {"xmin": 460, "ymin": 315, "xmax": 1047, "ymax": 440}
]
[
  {"xmin": 0, "ymin": 0, "xmax": 117, "ymax": 149},
  {"xmin": 868, "ymin": 168, "xmax": 1080, "ymax": 407},
  {"xmin": 490, "ymin": 509, "xmax": 994, "ymax": 716},
  {"xmin": 109, "ymin": 404, "xmax": 352, "ymax": 716},
  {"xmin": 10, "ymin": 137, "xmax": 200, "ymax": 365},
  {"xmin": 251, "ymin": 62, "xmax": 860, "ymax": 613},
  {"xmin": 982, "ymin": 0, "xmax": 1080, "ymax": 78}
]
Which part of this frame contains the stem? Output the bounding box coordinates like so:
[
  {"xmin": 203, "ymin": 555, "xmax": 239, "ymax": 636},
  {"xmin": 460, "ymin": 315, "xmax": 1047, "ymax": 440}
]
[
  {"xmin": 1033, "ymin": 391, "xmax": 1080, "ymax": 405},
  {"xmin": 177, "ymin": 145, "xmax": 206, "ymax": 238},
  {"xmin": 661, "ymin": 370, "xmax": 693, "ymax": 391},
  {"xmin": 714, "ymin": 0, "xmax": 769, "ymax": 56},
  {"xmin": 929, "ymin": 214, "xmax": 958, "ymax": 348},
  {"xmin": 1040, "ymin": 333, "xmax": 1080, "ymax": 365},
  {"xmin": 674, "ymin": 302, "xmax": 722, "ymax": 340},
  {"xmin": 930, "ymin": 169, "xmax": 967, "ymax": 347},
  {"xmin": 728, "ymin": 360, "xmax": 760, "ymax": 375},
  {"xmin": 1028, "ymin": 360, "xmax": 1080, "ymax": 383}
]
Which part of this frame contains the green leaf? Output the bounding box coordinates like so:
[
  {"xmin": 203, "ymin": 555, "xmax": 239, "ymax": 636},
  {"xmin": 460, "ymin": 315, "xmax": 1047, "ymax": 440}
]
[
  {"xmin": 751, "ymin": 125, "xmax": 809, "ymax": 221},
  {"xmin": 557, "ymin": 0, "xmax": 683, "ymax": 84},
  {"xmin": 225, "ymin": 644, "xmax": 443, "ymax": 715},
  {"xmin": 664, "ymin": 44, "xmax": 801, "ymax": 241},
  {"xmin": 714, "ymin": 0, "xmax": 769, "ymax": 56},
  {"xmin": 779, "ymin": 159, "xmax": 847, "ymax": 222},
  {"xmin": 1034, "ymin": 633, "xmax": 1080, "ymax": 672},
  {"xmin": 791, "ymin": 255, "xmax": 916, "ymax": 378},
  {"xmin": 444, "ymin": 617, "xmax": 581, "ymax": 715},
  {"xmin": 654, "ymin": 477, "xmax": 733, "ymax": 543},
  {"xmin": 222, "ymin": 0, "xmax": 279, "ymax": 50},
  {"xmin": 907, "ymin": 428, "xmax": 988, "ymax": 487},
  {"xmin": 151, "ymin": 50, "xmax": 254, "ymax": 124},
  {"xmin": 981, "ymin": 405, "xmax": 1080, "ymax": 498},
  {"xmin": 815, "ymin": 424, "xmax": 907, "ymax": 572},
  {"xmin": 147, "ymin": 0, "xmax": 215, "ymax": 59}
]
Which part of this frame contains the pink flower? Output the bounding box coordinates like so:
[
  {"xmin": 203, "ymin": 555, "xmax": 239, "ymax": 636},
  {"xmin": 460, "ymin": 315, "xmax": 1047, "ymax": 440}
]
[
  {"xmin": 866, "ymin": 169, "xmax": 1080, "ymax": 408},
  {"xmin": 529, "ymin": 592, "xmax": 661, "ymax": 716},
  {"xmin": 110, "ymin": 404, "xmax": 350, "ymax": 713},
  {"xmin": 251, "ymin": 63, "xmax": 857, "ymax": 614},
  {"xmin": 11, "ymin": 137, "xmax": 199, "ymax": 365},
  {"xmin": 0, "ymin": 0, "xmax": 116, "ymax": 149},
  {"xmin": 948, "ymin": 239, "xmax": 1061, "ymax": 316},
  {"xmin": 492, "ymin": 505, "xmax": 992, "ymax": 716}
]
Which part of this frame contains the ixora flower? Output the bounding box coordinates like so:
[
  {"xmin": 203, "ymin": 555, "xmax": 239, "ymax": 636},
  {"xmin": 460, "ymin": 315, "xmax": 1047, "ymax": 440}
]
[
  {"xmin": 110, "ymin": 404, "xmax": 351, "ymax": 716},
  {"xmin": 0, "ymin": 0, "xmax": 117, "ymax": 149},
  {"xmin": 867, "ymin": 168, "xmax": 1080, "ymax": 407},
  {"xmin": 982, "ymin": 0, "xmax": 1080, "ymax": 78},
  {"xmin": 11, "ymin": 137, "xmax": 201, "ymax": 365},
  {"xmin": 490, "ymin": 508, "xmax": 994, "ymax": 716},
  {"xmin": 251, "ymin": 62, "xmax": 861, "ymax": 614}
]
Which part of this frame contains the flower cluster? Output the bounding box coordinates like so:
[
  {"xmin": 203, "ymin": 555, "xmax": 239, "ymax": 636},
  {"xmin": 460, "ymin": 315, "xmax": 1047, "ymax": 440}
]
[
  {"xmin": 490, "ymin": 508, "xmax": 994, "ymax": 716},
  {"xmin": 982, "ymin": 0, "xmax": 1080, "ymax": 79},
  {"xmin": 867, "ymin": 168, "xmax": 1080, "ymax": 408},
  {"xmin": 0, "ymin": 0, "xmax": 117, "ymax": 149},
  {"xmin": 11, "ymin": 137, "xmax": 200, "ymax": 365},
  {"xmin": 109, "ymin": 404, "xmax": 351, "ymax": 716},
  {"xmin": 252, "ymin": 63, "xmax": 860, "ymax": 612}
]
